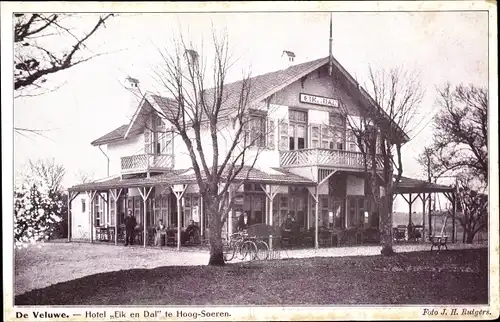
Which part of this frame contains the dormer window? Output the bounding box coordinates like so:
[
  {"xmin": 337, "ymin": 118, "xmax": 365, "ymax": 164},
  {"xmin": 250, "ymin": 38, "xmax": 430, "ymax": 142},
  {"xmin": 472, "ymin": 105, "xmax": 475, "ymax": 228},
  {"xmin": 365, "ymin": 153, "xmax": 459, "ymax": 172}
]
[{"xmin": 155, "ymin": 115, "xmax": 164, "ymax": 128}]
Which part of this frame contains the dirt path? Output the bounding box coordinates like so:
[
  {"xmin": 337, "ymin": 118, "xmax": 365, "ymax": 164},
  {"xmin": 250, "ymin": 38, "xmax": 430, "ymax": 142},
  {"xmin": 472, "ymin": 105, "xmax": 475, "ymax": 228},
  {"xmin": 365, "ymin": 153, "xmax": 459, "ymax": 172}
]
[
  {"xmin": 13, "ymin": 241, "xmax": 487, "ymax": 296},
  {"xmin": 14, "ymin": 242, "xmax": 209, "ymax": 296}
]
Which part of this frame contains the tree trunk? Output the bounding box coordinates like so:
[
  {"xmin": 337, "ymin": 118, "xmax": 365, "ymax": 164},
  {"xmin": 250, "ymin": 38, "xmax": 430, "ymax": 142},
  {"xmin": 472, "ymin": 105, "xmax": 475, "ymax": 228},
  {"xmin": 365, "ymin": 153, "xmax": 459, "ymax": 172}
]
[
  {"xmin": 465, "ymin": 229, "xmax": 475, "ymax": 244},
  {"xmin": 206, "ymin": 197, "xmax": 225, "ymax": 266},
  {"xmin": 380, "ymin": 195, "xmax": 395, "ymax": 256}
]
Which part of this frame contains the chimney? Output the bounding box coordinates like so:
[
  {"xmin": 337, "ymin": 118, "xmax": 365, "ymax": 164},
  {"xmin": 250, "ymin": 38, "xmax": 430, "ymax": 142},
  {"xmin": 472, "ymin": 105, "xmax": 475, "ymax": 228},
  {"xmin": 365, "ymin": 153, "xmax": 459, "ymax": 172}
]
[
  {"xmin": 124, "ymin": 76, "xmax": 143, "ymax": 125},
  {"xmin": 281, "ymin": 50, "xmax": 296, "ymax": 70}
]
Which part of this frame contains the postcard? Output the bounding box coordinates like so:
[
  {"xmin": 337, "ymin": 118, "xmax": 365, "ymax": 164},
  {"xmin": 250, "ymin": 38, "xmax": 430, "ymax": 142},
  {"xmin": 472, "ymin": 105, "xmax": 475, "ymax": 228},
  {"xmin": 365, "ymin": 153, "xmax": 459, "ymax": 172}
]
[{"xmin": 2, "ymin": 1, "xmax": 498, "ymax": 321}]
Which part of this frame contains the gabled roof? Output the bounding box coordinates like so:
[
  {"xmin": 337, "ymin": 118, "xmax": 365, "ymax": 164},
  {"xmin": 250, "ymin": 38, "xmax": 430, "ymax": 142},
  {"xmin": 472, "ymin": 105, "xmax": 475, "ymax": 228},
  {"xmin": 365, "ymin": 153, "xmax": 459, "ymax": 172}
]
[
  {"xmin": 91, "ymin": 124, "xmax": 144, "ymax": 146},
  {"xmin": 92, "ymin": 54, "xmax": 408, "ymax": 145}
]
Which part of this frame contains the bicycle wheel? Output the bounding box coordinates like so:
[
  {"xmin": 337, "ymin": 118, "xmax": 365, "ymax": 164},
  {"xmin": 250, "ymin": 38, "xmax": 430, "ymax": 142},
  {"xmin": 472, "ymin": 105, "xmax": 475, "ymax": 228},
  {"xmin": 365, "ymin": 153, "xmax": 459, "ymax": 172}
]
[
  {"xmin": 255, "ymin": 240, "xmax": 269, "ymax": 260},
  {"xmin": 223, "ymin": 240, "xmax": 236, "ymax": 262},
  {"xmin": 240, "ymin": 240, "xmax": 257, "ymax": 261}
]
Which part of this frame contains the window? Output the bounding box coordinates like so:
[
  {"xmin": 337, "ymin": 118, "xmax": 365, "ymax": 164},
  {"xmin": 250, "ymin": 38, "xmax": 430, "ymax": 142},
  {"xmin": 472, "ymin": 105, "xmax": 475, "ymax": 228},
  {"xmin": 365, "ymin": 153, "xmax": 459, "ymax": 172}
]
[
  {"xmin": 81, "ymin": 199, "xmax": 86, "ymax": 213},
  {"xmin": 329, "ymin": 113, "xmax": 346, "ymax": 150},
  {"xmin": 289, "ymin": 109, "xmax": 308, "ymax": 150},
  {"xmin": 289, "ymin": 110, "xmax": 307, "ymax": 123},
  {"xmin": 311, "ymin": 125, "xmax": 320, "ymax": 148},
  {"xmin": 333, "ymin": 200, "xmax": 343, "ymax": 228},
  {"xmin": 94, "ymin": 197, "xmax": 100, "ymax": 227},
  {"xmin": 246, "ymin": 113, "xmax": 266, "ymax": 148},
  {"xmin": 155, "ymin": 115, "xmax": 164, "ymax": 128},
  {"xmin": 346, "ymin": 129, "xmax": 359, "ymax": 152},
  {"xmin": 267, "ymin": 119, "xmax": 275, "ymax": 150}
]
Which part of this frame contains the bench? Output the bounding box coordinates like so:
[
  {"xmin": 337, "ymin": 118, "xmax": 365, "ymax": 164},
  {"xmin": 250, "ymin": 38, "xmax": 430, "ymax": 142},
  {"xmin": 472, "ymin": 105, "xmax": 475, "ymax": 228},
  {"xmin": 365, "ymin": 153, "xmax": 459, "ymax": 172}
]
[{"xmin": 430, "ymin": 236, "xmax": 448, "ymax": 252}]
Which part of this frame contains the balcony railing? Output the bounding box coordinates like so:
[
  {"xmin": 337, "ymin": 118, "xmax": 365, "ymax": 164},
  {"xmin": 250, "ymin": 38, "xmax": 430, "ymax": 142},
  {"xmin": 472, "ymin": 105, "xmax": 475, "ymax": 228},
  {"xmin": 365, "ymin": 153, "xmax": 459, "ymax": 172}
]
[
  {"xmin": 279, "ymin": 148, "xmax": 383, "ymax": 170},
  {"xmin": 121, "ymin": 154, "xmax": 173, "ymax": 174}
]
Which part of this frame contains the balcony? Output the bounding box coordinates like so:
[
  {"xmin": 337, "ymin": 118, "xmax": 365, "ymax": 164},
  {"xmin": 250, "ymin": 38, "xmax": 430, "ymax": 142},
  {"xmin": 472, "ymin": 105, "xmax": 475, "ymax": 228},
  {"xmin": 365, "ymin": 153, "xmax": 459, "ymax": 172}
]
[
  {"xmin": 279, "ymin": 148, "xmax": 383, "ymax": 171},
  {"xmin": 121, "ymin": 154, "xmax": 173, "ymax": 175}
]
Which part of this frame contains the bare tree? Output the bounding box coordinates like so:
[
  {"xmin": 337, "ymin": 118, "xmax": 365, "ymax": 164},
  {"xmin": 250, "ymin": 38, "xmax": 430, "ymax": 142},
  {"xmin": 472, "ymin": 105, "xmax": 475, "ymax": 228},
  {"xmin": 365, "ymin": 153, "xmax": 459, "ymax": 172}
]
[
  {"xmin": 454, "ymin": 173, "xmax": 488, "ymax": 244},
  {"xmin": 75, "ymin": 170, "xmax": 95, "ymax": 184},
  {"xmin": 14, "ymin": 13, "xmax": 114, "ymax": 92},
  {"xmin": 430, "ymin": 83, "xmax": 488, "ymax": 184},
  {"xmin": 339, "ymin": 66, "xmax": 424, "ymax": 255},
  {"xmin": 26, "ymin": 158, "xmax": 66, "ymax": 193},
  {"xmin": 150, "ymin": 27, "xmax": 271, "ymax": 265}
]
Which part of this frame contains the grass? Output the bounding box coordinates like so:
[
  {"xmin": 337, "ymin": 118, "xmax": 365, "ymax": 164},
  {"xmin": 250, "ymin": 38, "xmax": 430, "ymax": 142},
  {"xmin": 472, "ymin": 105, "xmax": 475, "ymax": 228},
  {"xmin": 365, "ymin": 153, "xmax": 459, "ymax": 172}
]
[{"xmin": 15, "ymin": 248, "xmax": 487, "ymax": 305}]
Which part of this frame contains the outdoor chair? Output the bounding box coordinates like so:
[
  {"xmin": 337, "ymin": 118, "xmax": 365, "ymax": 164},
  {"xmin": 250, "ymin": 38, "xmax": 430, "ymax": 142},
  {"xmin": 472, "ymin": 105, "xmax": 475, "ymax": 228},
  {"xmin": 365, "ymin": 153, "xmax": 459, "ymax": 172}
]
[
  {"xmin": 409, "ymin": 225, "xmax": 423, "ymax": 242},
  {"xmin": 318, "ymin": 227, "xmax": 333, "ymax": 247},
  {"xmin": 393, "ymin": 225, "xmax": 406, "ymax": 242},
  {"xmin": 147, "ymin": 227, "xmax": 156, "ymax": 246},
  {"xmin": 362, "ymin": 227, "xmax": 380, "ymax": 244},
  {"xmin": 342, "ymin": 228, "xmax": 359, "ymax": 245},
  {"xmin": 430, "ymin": 235, "xmax": 448, "ymax": 252}
]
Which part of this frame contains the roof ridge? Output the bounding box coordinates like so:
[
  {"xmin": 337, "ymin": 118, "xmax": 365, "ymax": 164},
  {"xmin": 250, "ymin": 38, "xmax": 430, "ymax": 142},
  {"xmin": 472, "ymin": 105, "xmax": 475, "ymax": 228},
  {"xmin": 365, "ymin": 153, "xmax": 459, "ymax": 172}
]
[{"xmin": 221, "ymin": 56, "xmax": 329, "ymax": 88}]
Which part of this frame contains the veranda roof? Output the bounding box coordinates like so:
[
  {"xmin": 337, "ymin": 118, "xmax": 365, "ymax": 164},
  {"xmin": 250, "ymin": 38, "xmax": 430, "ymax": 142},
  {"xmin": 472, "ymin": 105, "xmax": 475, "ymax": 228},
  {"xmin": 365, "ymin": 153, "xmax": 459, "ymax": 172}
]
[
  {"xmin": 394, "ymin": 176, "xmax": 455, "ymax": 194},
  {"xmin": 68, "ymin": 166, "xmax": 315, "ymax": 192},
  {"xmin": 167, "ymin": 166, "xmax": 316, "ymax": 187},
  {"xmin": 68, "ymin": 169, "xmax": 187, "ymax": 192}
]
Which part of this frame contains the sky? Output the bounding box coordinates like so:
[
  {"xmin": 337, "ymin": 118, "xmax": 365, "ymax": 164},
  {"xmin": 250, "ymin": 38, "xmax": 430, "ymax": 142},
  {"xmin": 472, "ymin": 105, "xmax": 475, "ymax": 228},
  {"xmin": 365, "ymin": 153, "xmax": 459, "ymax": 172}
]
[{"xmin": 10, "ymin": 9, "xmax": 490, "ymax": 213}]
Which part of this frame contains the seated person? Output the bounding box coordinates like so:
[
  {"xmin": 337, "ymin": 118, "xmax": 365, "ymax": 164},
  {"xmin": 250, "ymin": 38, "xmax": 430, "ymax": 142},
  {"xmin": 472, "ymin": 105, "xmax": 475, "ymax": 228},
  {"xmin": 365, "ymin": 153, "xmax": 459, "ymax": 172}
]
[
  {"xmin": 185, "ymin": 220, "xmax": 199, "ymax": 243},
  {"xmin": 154, "ymin": 219, "xmax": 166, "ymax": 246}
]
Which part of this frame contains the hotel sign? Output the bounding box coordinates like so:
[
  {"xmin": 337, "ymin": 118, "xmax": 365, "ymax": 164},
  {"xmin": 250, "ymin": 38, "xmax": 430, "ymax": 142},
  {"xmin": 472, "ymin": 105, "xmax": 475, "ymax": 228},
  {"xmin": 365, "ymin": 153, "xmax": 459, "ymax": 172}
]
[{"xmin": 299, "ymin": 93, "xmax": 339, "ymax": 108}]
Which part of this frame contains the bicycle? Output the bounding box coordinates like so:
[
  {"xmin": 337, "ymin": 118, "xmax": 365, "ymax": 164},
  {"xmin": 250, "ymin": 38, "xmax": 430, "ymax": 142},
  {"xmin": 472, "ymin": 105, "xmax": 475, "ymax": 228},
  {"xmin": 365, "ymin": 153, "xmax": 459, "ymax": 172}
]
[
  {"xmin": 223, "ymin": 231, "xmax": 258, "ymax": 262},
  {"xmin": 249, "ymin": 237, "xmax": 270, "ymax": 260}
]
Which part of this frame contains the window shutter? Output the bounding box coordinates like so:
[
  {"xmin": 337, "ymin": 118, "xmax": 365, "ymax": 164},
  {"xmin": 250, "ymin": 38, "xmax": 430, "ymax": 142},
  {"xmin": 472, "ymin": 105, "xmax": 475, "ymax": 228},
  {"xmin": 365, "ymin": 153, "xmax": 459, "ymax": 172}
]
[
  {"xmin": 310, "ymin": 123, "xmax": 320, "ymax": 148},
  {"xmin": 165, "ymin": 131, "xmax": 173, "ymax": 154},
  {"xmin": 267, "ymin": 118, "xmax": 275, "ymax": 150},
  {"xmin": 144, "ymin": 128, "xmax": 151, "ymax": 154},
  {"xmin": 278, "ymin": 119, "xmax": 289, "ymax": 150}
]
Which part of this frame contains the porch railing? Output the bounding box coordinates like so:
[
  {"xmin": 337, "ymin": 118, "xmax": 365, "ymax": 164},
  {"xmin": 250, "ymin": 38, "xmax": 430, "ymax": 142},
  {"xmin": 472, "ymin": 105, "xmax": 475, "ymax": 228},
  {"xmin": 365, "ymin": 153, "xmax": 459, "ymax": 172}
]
[
  {"xmin": 279, "ymin": 148, "xmax": 383, "ymax": 170},
  {"xmin": 121, "ymin": 154, "xmax": 173, "ymax": 174}
]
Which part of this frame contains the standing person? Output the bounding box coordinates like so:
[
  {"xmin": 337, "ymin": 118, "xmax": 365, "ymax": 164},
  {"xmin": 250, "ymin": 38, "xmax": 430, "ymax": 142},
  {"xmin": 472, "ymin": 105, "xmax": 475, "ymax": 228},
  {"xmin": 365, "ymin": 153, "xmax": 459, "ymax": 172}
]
[
  {"xmin": 154, "ymin": 219, "xmax": 166, "ymax": 246},
  {"xmin": 124, "ymin": 210, "xmax": 137, "ymax": 246},
  {"xmin": 237, "ymin": 211, "xmax": 250, "ymax": 231}
]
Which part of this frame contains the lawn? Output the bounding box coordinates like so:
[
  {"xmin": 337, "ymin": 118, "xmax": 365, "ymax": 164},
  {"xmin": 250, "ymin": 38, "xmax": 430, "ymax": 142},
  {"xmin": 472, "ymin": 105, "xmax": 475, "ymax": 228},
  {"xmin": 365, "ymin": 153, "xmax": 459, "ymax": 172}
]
[{"xmin": 15, "ymin": 248, "xmax": 488, "ymax": 305}]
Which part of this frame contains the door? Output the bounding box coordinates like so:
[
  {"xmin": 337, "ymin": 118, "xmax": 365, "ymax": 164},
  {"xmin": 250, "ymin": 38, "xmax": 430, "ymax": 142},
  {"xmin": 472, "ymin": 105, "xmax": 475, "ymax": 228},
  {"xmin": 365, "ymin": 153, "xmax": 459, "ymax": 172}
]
[
  {"xmin": 347, "ymin": 196, "xmax": 369, "ymax": 228},
  {"xmin": 288, "ymin": 190, "xmax": 308, "ymax": 229}
]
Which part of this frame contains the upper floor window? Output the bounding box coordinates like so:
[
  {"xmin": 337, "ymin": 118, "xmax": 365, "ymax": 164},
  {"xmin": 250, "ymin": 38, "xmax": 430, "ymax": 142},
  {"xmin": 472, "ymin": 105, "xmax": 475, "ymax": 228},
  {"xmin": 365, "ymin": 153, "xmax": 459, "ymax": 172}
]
[
  {"xmin": 245, "ymin": 113, "xmax": 266, "ymax": 148},
  {"xmin": 329, "ymin": 112, "xmax": 346, "ymax": 150},
  {"xmin": 81, "ymin": 199, "xmax": 86, "ymax": 213},
  {"xmin": 289, "ymin": 110, "xmax": 307, "ymax": 123},
  {"xmin": 155, "ymin": 115, "xmax": 164, "ymax": 128},
  {"xmin": 288, "ymin": 109, "xmax": 308, "ymax": 150}
]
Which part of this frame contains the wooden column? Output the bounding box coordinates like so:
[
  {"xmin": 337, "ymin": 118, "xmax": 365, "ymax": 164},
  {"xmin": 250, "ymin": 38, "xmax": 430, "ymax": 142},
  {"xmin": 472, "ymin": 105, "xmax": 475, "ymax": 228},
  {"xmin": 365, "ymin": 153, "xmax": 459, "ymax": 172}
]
[
  {"xmin": 315, "ymin": 187, "xmax": 319, "ymax": 249},
  {"xmin": 421, "ymin": 192, "xmax": 426, "ymax": 242},
  {"xmin": 261, "ymin": 184, "xmax": 280, "ymax": 250},
  {"xmin": 307, "ymin": 186, "xmax": 319, "ymax": 249},
  {"xmin": 428, "ymin": 193, "xmax": 433, "ymax": 237},
  {"xmin": 86, "ymin": 190, "xmax": 97, "ymax": 243},
  {"xmin": 172, "ymin": 184, "xmax": 189, "ymax": 250},
  {"xmin": 228, "ymin": 188, "xmax": 234, "ymax": 237},
  {"xmin": 200, "ymin": 194, "xmax": 204, "ymax": 239},
  {"xmin": 137, "ymin": 187, "xmax": 153, "ymax": 248},
  {"xmin": 67, "ymin": 191, "xmax": 79, "ymax": 242},
  {"xmin": 109, "ymin": 189, "xmax": 123, "ymax": 245}
]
